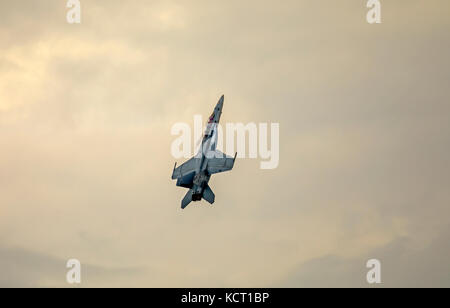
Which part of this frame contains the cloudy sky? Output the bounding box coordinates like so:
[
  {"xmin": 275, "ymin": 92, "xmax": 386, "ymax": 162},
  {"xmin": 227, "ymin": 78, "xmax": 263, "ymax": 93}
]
[{"xmin": 1, "ymin": 0, "xmax": 449, "ymax": 287}]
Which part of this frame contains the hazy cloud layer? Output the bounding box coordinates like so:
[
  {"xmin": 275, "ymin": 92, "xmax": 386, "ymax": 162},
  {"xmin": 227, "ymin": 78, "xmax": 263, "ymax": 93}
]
[
  {"xmin": 0, "ymin": 243, "xmax": 144, "ymax": 287},
  {"xmin": 0, "ymin": 1, "xmax": 449, "ymax": 287},
  {"xmin": 280, "ymin": 228, "xmax": 450, "ymax": 287}
]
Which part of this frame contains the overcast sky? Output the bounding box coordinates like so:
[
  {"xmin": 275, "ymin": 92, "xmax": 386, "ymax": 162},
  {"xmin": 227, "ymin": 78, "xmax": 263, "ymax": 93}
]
[{"xmin": 1, "ymin": 0, "xmax": 449, "ymax": 287}]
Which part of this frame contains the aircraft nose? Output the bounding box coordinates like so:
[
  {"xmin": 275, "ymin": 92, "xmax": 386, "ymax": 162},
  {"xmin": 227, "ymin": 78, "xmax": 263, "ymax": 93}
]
[{"xmin": 217, "ymin": 95, "xmax": 224, "ymax": 108}]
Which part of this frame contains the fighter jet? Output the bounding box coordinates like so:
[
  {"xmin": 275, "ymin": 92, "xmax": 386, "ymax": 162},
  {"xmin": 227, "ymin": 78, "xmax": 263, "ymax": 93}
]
[{"xmin": 171, "ymin": 95, "xmax": 237, "ymax": 209}]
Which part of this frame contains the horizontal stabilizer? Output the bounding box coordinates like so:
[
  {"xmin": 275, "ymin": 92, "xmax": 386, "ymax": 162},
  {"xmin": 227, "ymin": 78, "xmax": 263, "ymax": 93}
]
[
  {"xmin": 181, "ymin": 189, "xmax": 194, "ymax": 209},
  {"xmin": 202, "ymin": 185, "xmax": 215, "ymax": 204}
]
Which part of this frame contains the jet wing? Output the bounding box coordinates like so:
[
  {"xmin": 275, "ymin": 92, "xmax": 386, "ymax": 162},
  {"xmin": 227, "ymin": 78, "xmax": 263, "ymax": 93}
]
[
  {"xmin": 171, "ymin": 157, "xmax": 201, "ymax": 180},
  {"xmin": 206, "ymin": 151, "xmax": 237, "ymax": 175}
]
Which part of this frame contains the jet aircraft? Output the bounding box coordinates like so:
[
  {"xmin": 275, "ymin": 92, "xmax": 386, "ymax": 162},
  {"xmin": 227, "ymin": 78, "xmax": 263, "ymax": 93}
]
[{"xmin": 171, "ymin": 95, "xmax": 237, "ymax": 209}]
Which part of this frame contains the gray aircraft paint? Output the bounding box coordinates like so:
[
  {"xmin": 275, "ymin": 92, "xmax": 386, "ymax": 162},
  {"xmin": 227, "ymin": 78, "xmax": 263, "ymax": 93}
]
[{"xmin": 171, "ymin": 95, "xmax": 236, "ymax": 209}]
